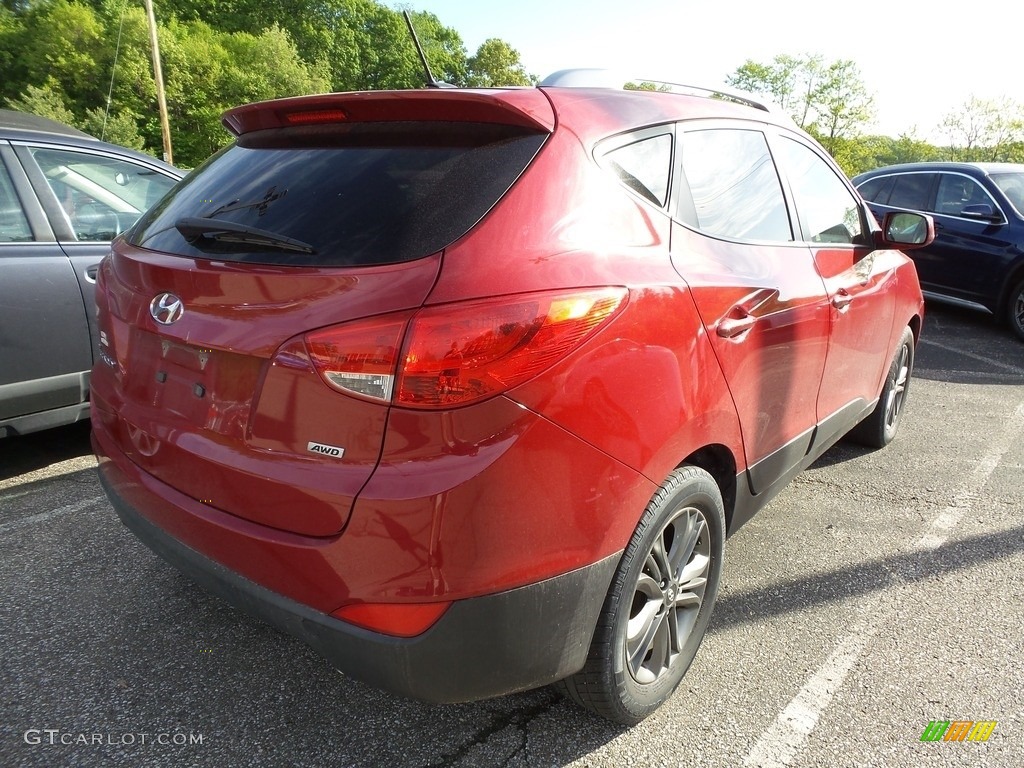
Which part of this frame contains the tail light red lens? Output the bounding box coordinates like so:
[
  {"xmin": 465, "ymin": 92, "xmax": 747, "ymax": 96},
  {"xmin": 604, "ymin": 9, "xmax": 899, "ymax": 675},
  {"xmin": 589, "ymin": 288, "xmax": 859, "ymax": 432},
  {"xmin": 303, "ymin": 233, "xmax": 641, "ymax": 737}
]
[
  {"xmin": 398, "ymin": 288, "xmax": 627, "ymax": 408},
  {"xmin": 303, "ymin": 288, "xmax": 627, "ymax": 408},
  {"xmin": 305, "ymin": 314, "xmax": 410, "ymax": 402}
]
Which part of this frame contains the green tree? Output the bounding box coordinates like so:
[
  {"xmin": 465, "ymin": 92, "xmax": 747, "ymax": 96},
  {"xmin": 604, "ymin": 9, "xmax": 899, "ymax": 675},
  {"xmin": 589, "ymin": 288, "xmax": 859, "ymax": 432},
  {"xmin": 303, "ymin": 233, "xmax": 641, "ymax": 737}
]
[
  {"xmin": 940, "ymin": 95, "xmax": 1024, "ymax": 162},
  {"xmin": 726, "ymin": 54, "xmax": 874, "ymax": 153},
  {"xmin": 810, "ymin": 59, "xmax": 874, "ymax": 155},
  {"xmin": 727, "ymin": 54, "xmax": 811, "ymax": 124},
  {"xmin": 0, "ymin": 6, "xmax": 25, "ymax": 98},
  {"xmin": 82, "ymin": 106, "xmax": 145, "ymax": 148},
  {"xmin": 1, "ymin": 0, "xmax": 537, "ymax": 165},
  {"xmin": 7, "ymin": 80, "xmax": 77, "ymax": 124},
  {"xmin": 466, "ymin": 38, "xmax": 534, "ymax": 87},
  {"xmin": 17, "ymin": 0, "xmax": 107, "ymax": 108}
]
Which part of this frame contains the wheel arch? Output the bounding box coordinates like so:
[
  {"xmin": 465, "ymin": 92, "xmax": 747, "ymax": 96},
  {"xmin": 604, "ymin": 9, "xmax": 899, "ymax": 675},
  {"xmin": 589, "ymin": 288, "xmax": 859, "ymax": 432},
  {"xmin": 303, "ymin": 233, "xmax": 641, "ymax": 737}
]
[
  {"xmin": 675, "ymin": 444, "xmax": 737, "ymax": 534},
  {"xmin": 908, "ymin": 311, "xmax": 923, "ymax": 344},
  {"xmin": 996, "ymin": 259, "xmax": 1024, "ymax": 318}
]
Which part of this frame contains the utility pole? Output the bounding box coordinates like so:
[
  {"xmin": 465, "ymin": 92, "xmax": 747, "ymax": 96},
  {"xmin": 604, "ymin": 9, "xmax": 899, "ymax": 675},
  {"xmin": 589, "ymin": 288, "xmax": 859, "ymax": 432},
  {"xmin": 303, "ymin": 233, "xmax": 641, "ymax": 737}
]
[{"xmin": 143, "ymin": 0, "xmax": 173, "ymax": 165}]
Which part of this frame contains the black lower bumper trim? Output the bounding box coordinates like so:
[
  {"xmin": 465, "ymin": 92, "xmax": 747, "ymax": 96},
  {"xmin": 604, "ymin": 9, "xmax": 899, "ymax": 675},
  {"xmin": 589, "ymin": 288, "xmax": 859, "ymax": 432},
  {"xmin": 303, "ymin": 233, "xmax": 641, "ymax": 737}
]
[{"xmin": 101, "ymin": 469, "xmax": 620, "ymax": 703}]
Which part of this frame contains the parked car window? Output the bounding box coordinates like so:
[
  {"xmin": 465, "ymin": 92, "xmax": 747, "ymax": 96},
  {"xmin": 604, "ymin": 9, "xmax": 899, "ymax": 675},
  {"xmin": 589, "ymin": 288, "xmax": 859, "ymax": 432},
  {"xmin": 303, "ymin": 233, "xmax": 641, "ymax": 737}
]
[
  {"xmin": 28, "ymin": 146, "xmax": 177, "ymax": 241},
  {"xmin": 856, "ymin": 175, "xmax": 894, "ymax": 205},
  {"xmin": 776, "ymin": 138, "xmax": 864, "ymax": 244},
  {"xmin": 887, "ymin": 173, "xmax": 933, "ymax": 211},
  {"xmin": 934, "ymin": 173, "xmax": 996, "ymax": 217},
  {"xmin": 601, "ymin": 133, "xmax": 672, "ymax": 206},
  {"xmin": 677, "ymin": 128, "xmax": 791, "ymax": 241},
  {"xmin": 0, "ymin": 160, "xmax": 31, "ymax": 242},
  {"xmin": 131, "ymin": 121, "xmax": 547, "ymax": 267},
  {"xmin": 991, "ymin": 172, "xmax": 1024, "ymax": 216}
]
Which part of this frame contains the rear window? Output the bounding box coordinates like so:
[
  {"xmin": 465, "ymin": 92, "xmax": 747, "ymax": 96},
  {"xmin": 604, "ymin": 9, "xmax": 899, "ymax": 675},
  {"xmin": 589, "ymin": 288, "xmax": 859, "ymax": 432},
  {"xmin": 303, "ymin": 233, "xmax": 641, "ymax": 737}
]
[{"xmin": 129, "ymin": 121, "xmax": 546, "ymax": 267}]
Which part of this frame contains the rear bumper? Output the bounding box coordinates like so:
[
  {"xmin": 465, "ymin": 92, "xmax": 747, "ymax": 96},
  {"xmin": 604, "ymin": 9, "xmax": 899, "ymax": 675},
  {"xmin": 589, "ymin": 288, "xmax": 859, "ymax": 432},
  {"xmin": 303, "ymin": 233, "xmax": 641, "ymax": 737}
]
[{"xmin": 98, "ymin": 459, "xmax": 620, "ymax": 703}]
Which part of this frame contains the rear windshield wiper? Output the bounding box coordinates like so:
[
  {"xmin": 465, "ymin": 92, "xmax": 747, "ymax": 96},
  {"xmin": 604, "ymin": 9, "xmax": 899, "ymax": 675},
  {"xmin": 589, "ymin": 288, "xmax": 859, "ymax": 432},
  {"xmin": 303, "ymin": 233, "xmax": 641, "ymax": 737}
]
[{"xmin": 175, "ymin": 217, "xmax": 315, "ymax": 254}]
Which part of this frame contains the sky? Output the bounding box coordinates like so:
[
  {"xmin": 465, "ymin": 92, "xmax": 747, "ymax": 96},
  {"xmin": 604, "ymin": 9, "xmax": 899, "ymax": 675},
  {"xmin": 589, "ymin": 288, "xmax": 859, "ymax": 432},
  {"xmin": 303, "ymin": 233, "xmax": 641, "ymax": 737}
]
[{"xmin": 409, "ymin": 0, "xmax": 1020, "ymax": 143}]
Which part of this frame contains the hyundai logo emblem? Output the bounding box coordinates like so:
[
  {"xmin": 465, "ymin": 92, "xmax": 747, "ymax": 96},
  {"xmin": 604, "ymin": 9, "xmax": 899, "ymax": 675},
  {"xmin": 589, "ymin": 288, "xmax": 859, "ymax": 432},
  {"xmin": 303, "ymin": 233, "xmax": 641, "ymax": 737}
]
[{"xmin": 150, "ymin": 293, "xmax": 184, "ymax": 325}]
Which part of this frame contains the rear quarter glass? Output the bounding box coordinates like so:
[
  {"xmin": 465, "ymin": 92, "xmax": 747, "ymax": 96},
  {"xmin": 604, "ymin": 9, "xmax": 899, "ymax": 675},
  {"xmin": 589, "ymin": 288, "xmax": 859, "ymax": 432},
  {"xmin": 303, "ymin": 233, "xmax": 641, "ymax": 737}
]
[{"xmin": 128, "ymin": 122, "xmax": 547, "ymax": 267}]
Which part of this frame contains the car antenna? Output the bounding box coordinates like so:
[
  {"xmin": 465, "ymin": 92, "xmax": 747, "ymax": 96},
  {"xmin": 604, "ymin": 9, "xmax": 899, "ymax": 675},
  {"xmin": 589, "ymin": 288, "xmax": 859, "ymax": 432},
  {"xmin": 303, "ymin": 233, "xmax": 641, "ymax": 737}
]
[{"xmin": 403, "ymin": 10, "xmax": 455, "ymax": 89}]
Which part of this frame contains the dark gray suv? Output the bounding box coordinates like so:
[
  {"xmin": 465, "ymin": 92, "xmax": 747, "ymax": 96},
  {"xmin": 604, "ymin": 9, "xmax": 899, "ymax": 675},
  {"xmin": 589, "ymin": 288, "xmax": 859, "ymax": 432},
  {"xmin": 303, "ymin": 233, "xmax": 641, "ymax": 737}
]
[{"xmin": 0, "ymin": 110, "xmax": 182, "ymax": 437}]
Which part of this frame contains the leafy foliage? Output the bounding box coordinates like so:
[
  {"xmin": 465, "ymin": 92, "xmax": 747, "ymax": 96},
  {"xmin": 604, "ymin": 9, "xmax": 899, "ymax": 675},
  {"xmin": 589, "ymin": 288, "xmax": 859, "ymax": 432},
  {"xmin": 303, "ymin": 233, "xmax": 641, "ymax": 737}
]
[
  {"xmin": 466, "ymin": 39, "xmax": 534, "ymax": 87},
  {"xmin": 727, "ymin": 53, "xmax": 1024, "ymax": 176},
  {"xmin": 5, "ymin": 7, "xmax": 1023, "ymax": 176},
  {"xmin": 0, "ymin": 0, "xmax": 535, "ymax": 166}
]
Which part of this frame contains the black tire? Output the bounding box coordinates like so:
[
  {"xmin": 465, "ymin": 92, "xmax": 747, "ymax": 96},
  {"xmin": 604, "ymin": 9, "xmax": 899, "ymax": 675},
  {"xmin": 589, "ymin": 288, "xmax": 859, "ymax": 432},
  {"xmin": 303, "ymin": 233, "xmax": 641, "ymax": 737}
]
[
  {"xmin": 1007, "ymin": 279, "xmax": 1024, "ymax": 342},
  {"xmin": 558, "ymin": 466, "xmax": 725, "ymax": 724},
  {"xmin": 848, "ymin": 325, "xmax": 915, "ymax": 448}
]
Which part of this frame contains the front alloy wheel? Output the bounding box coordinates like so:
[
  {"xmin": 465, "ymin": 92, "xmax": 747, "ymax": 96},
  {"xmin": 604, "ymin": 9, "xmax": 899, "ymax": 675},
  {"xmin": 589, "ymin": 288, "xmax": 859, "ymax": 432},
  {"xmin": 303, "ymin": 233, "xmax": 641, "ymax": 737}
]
[
  {"xmin": 558, "ymin": 466, "xmax": 725, "ymax": 724},
  {"xmin": 849, "ymin": 325, "xmax": 915, "ymax": 448}
]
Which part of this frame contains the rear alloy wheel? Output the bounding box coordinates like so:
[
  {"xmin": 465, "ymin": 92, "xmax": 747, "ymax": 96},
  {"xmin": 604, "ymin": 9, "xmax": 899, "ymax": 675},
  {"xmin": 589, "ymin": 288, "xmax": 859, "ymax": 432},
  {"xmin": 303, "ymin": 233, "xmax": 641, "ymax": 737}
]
[
  {"xmin": 849, "ymin": 325, "xmax": 915, "ymax": 448},
  {"xmin": 558, "ymin": 466, "xmax": 724, "ymax": 724},
  {"xmin": 1008, "ymin": 280, "xmax": 1024, "ymax": 342}
]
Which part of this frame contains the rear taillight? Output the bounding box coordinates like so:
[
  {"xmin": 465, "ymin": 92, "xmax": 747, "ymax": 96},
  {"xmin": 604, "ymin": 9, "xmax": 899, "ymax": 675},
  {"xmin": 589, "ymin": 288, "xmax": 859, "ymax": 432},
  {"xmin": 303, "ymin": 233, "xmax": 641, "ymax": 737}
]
[
  {"xmin": 305, "ymin": 314, "xmax": 410, "ymax": 402},
  {"xmin": 303, "ymin": 288, "xmax": 627, "ymax": 409}
]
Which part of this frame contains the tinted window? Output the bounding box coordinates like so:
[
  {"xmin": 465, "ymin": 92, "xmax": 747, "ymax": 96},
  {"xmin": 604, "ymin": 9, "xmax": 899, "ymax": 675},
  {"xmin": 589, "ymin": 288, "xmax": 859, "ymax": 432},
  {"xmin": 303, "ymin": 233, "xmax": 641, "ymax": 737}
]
[
  {"xmin": 29, "ymin": 147, "xmax": 177, "ymax": 241},
  {"xmin": 131, "ymin": 122, "xmax": 547, "ymax": 267},
  {"xmin": 991, "ymin": 172, "xmax": 1024, "ymax": 216},
  {"xmin": 856, "ymin": 175, "xmax": 893, "ymax": 204},
  {"xmin": 934, "ymin": 174, "xmax": 993, "ymax": 216},
  {"xmin": 601, "ymin": 134, "xmax": 672, "ymax": 206},
  {"xmin": 887, "ymin": 173, "xmax": 933, "ymax": 210},
  {"xmin": 777, "ymin": 138, "xmax": 863, "ymax": 244},
  {"xmin": 0, "ymin": 159, "xmax": 31, "ymax": 242},
  {"xmin": 677, "ymin": 129, "xmax": 791, "ymax": 242}
]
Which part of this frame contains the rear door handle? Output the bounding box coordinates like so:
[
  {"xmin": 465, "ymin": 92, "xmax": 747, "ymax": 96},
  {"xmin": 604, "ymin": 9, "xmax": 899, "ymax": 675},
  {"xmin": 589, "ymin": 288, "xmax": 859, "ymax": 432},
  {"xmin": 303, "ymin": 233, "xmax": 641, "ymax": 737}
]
[
  {"xmin": 717, "ymin": 314, "xmax": 756, "ymax": 339},
  {"xmin": 832, "ymin": 289, "xmax": 853, "ymax": 310},
  {"xmin": 85, "ymin": 264, "xmax": 99, "ymax": 283}
]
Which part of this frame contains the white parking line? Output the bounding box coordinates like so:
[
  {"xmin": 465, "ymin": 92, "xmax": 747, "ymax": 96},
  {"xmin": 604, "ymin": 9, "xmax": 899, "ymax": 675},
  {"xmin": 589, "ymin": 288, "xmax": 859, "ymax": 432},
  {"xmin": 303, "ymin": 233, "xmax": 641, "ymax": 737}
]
[
  {"xmin": 919, "ymin": 337, "xmax": 1024, "ymax": 375},
  {"xmin": 0, "ymin": 495, "xmax": 106, "ymax": 535},
  {"xmin": 743, "ymin": 399, "xmax": 1024, "ymax": 767}
]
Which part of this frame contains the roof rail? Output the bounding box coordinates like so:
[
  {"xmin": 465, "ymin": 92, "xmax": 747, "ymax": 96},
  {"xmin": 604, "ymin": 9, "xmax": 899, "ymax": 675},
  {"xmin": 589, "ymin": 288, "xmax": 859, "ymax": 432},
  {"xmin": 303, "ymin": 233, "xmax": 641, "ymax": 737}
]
[{"xmin": 538, "ymin": 69, "xmax": 791, "ymax": 121}]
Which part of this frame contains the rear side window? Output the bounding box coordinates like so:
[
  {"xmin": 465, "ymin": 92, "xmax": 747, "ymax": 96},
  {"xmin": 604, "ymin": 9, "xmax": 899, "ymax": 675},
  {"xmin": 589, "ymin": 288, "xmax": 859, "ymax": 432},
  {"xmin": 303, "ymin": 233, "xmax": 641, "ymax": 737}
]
[
  {"xmin": 856, "ymin": 175, "xmax": 893, "ymax": 204},
  {"xmin": 600, "ymin": 134, "xmax": 672, "ymax": 206},
  {"xmin": 130, "ymin": 122, "xmax": 546, "ymax": 267},
  {"xmin": 887, "ymin": 173, "xmax": 933, "ymax": 211},
  {"xmin": 0, "ymin": 159, "xmax": 31, "ymax": 242},
  {"xmin": 676, "ymin": 128, "xmax": 791, "ymax": 242}
]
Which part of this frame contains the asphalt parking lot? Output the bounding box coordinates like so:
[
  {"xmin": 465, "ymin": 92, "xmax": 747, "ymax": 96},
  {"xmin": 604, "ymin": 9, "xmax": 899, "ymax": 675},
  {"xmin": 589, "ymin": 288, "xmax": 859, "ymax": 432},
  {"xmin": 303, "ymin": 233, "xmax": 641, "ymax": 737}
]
[{"xmin": 2, "ymin": 302, "xmax": 1021, "ymax": 768}]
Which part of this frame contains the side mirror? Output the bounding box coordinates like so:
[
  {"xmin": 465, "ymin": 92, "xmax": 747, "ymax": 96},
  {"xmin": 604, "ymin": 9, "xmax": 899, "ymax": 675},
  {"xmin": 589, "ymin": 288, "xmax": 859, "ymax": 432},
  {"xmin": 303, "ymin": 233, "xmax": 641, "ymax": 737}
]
[
  {"xmin": 961, "ymin": 203, "xmax": 1003, "ymax": 223},
  {"xmin": 877, "ymin": 211, "xmax": 934, "ymax": 249}
]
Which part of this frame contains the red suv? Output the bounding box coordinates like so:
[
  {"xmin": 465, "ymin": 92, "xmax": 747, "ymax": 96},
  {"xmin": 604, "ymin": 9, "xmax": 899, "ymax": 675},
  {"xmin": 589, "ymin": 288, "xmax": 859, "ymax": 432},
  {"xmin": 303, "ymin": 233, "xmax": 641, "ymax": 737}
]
[{"xmin": 91, "ymin": 74, "xmax": 932, "ymax": 724}]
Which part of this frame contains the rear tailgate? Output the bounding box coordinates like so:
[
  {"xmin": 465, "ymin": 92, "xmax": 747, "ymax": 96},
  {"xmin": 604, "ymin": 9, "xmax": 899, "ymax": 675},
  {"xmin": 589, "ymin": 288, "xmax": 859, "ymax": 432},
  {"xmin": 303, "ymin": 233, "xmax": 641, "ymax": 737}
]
[
  {"xmin": 93, "ymin": 247, "xmax": 439, "ymax": 537},
  {"xmin": 92, "ymin": 89, "xmax": 554, "ymax": 537}
]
